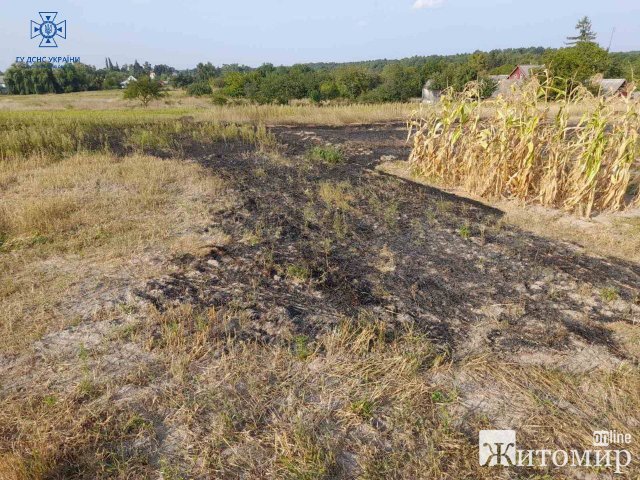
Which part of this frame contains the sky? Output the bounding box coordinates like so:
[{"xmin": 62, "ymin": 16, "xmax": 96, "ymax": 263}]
[{"xmin": 2, "ymin": 0, "xmax": 639, "ymax": 71}]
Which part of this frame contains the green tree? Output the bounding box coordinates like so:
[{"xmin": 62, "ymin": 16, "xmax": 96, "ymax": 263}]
[
  {"xmin": 132, "ymin": 60, "xmax": 144, "ymax": 76},
  {"xmin": 123, "ymin": 76, "xmax": 164, "ymax": 106},
  {"xmin": 221, "ymin": 71, "xmax": 247, "ymax": 97},
  {"xmin": 334, "ymin": 67, "xmax": 379, "ymax": 100},
  {"xmin": 376, "ymin": 63, "xmax": 422, "ymax": 101},
  {"xmin": 195, "ymin": 62, "xmax": 220, "ymax": 82},
  {"xmin": 153, "ymin": 64, "xmax": 175, "ymax": 77},
  {"xmin": 5, "ymin": 62, "xmax": 59, "ymax": 94},
  {"xmin": 469, "ymin": 51, "xmax": 490, "ymax": 74},
  {"xmin": 319, "ymin": 80, "xmax": 340, "ymax": 100},
  {"xmin": 172, "ymin": 71, "xmax": 195, "ymax": 88},
  {"xmin": 103, "ymin": 70, "xmax": 126, "ymax": 89},
  {"xmin": 429, "ymin": 63, "xmax": 478, "ymax": 92},
  {"xmin": 566, "ymin": 16, "xmax": 597, "ymax": 45},
  {"xmin": 55, "ymin": 63, "xmax": 100, "ymax": 92},
  {"xmin": 545, "ymin": 42, "xmax": 611, "ymax": 88}
]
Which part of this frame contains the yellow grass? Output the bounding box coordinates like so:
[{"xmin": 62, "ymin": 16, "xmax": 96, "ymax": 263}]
[
  {"xmin": 0, "ymin": 89, "xmax": 417, "ymax": 125},
  {"xmin": 0, "ymin": 151, "xmax": 234, "ymax": 352},
  {"xmin": 2, "ymin": 308, "xmax": 638, "ymax": 478}
]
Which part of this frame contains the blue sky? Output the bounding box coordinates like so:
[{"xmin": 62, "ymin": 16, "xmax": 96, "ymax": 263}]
[{"xmin": 2, "ymin": 0, "xmax": 639, "ymax": 70}]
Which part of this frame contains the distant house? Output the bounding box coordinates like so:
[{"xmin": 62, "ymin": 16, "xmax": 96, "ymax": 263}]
[
  {"xmin": 592, "ymin": 78, "xmax": 630, "ymax": 97},
  {"xmin": 120, "ymin": 76, "xmax": 137, "ymax": 88},
  {"xmin": 421, "ymin": 80, "xmax": 441, "ymax": 104},
  {"xmin": 0, "ymin": 75, "xmax": 7, "ymax": 94},
  {"xmin": 490, "ymin": 76, "xmax": 517, "ymax": 98},
  {"xmin": 507, "ymin": 64, "xmax": 544, "ymax": 81}
]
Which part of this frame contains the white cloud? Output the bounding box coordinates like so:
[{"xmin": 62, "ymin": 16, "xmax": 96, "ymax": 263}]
[{"xmin": 412, "ymin": 0, "xmax": 444, "ymax": 9}]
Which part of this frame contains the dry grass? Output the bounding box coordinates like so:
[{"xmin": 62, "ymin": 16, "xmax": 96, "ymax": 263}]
[
  {"xmin": 0, "ymin": 89, "xmax": 416, "ymax": 125},
  {"xmin": 409, "ymin": 78, "xmax": 640, "ymax": 217},
  {"xmin": 0, "ymin": 111, "xmax": 274, "ymax": 161},
  {"xmin": 0, "ymin": 151, "xmax": 234, "ymax": 353},
  {"xmin": 2, "ymin": 304, "xmax": 637, "ymax": 478},
  {"xmin": 455, "ymin": 357, "xmax": 640, "ymax": 469},
  {"xmin": 318, "ymin": 181, "xmax": 354, "ymax": 211},
  {"xmin": 0, "ymin": 313, "xmax": 474, "ymax": 479}
]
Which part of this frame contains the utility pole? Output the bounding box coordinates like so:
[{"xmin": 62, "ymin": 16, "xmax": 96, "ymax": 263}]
[{"xmin": 606, "ymin": 27, "xmax": 616, "ymax": 52}]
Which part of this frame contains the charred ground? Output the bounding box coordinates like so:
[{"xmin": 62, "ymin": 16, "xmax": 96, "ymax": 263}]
[{"xmin": 140, "ymin": 123, "xmax": 639, "ymax": 363}]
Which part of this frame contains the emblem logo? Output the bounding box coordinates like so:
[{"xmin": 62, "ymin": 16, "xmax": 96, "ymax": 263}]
[{"xmin": 30, "ymin": 12, "xmax": 67, "ymax": 48}]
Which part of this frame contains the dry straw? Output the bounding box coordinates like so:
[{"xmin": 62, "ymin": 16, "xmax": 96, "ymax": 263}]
[{"xmin": 408, "ymin": 74, "xmax": 640, "ymax": 217}]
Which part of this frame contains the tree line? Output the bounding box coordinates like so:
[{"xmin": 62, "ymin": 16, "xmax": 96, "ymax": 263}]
[
  {"xmin": 3, "ymin": 17, "xmax": 640, "ymax": 101},
  {"xmin": 2, "ymin": 59, "xmax": 175, "ymax": 95}
]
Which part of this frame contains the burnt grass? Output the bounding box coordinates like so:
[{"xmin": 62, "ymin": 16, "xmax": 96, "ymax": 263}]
[{"xmin": 138, "ymin": 123, "xmax": 640, "ymax": 362}]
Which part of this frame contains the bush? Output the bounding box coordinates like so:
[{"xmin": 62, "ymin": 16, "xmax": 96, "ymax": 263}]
[
  {"xmin": 186, "ymin": 81, "xmax": 213, "ymax": 96},
  {"xmin": 210, "ymin": 91, "xmax": 228, "ymax": 105},
  {"xmin": 307, "ymin": 146, "xmax": 344, "ymax": 164}
]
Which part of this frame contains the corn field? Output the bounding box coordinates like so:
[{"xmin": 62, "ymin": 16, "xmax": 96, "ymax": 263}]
[{"xmin": 408, "ymin": 76, "xmax": 640, "ymax": 217}]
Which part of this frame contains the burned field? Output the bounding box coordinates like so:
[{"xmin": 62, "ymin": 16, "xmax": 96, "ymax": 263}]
[
  {"xmin": 145, "ymin": 123, "xmax": 638, "ymax": 360},
  {"xmin": 1, "ymin": 122, "xmax": 639, "ymax": 479}
]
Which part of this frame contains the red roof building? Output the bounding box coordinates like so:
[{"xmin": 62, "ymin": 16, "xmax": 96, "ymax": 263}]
[{"xmin": 507, "ymin": 65, "xmax": 544, "ymax": 81}]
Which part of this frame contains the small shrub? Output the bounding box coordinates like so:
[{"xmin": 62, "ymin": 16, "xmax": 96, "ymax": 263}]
[
  {"xmin": 430, "ymin": 389, "xmax": 456, "ymax": 403},
  {"xmin": 123, "ymin": 76, "xmax": 165, "ymax": 107},
  {"xmin": 292, "ymin": 335, "xmax": 311, "ymax": 360},
  {"xmin": 210, "ymin": 91, "xmax": 228, "ymax": 105},
  {"xmin": 186, "ymin": 81, "xmax": 213, "ymax": 97},
  {"xmin": 600, "ymin": 287, "xmax": 620, "ymax": 303},
  {"xmin": 458, "ymin": 224, "xmax": 471, "ymax": 240},
  {"xmin": 286, "ymin": 263, "xmax": 311, "ymax": 283},
  {"xmin": 307, "ymin": 145, "xmax": 344, "ymax": 165}
]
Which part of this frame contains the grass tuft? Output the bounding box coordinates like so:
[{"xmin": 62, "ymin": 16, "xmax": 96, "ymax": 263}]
[{"xmin": 307, "ymin": 145, "xmax": 345, "ymax": 165}]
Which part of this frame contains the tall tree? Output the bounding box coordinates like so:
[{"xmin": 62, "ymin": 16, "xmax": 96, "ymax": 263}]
[
  {"xmin": 123, "ymin": 76, "xmax": 164, "ymax": 106},
  {"xmin": 566, "ymin": 16, "xmax": 597, "ymax": 45},
  {"xmin": 132, "ymin": 60, "xmax": 144, "ymax": 76}
]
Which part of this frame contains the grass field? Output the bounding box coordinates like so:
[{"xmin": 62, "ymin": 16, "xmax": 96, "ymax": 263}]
[
  {"xmin": 0, "ymin": 94, "xmax": 639, "ymax": 479},
  {"xmin": 0, "ymin": 89, "xmax": 418, "ymax": 125}
]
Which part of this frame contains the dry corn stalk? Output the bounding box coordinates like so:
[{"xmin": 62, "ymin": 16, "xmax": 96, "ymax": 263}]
[{"xmin": 408, "ymin": 74, "xmax": 640, "ymax": 217}]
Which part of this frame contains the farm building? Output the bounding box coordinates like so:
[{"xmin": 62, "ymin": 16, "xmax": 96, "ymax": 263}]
[
  {"xmin": 421, "ymin": 80, "xmax": 441, "ymax": 103},
  {"xmin": 490, "ymin": 78, "xmax": 517, "ymax": 98},
  {"xmin": 120, "ymin": 76, "xmax": 137, "ymax": 88},
  {"xmin": 592, "ymin": 78, "xmax": 631, "ymax": 97},
  {"xmin": 0, "ymin": 75, "xmax": 7, "ymax": 94},
  {"xmin": 507, "ymin": 64, "xmax": 544, "ymax": 81}
]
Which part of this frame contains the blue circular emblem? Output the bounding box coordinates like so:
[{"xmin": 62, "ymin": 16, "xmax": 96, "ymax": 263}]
[{"xmin": 41, "ymin": 21, "xmax": 57, "ymax": 38}]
